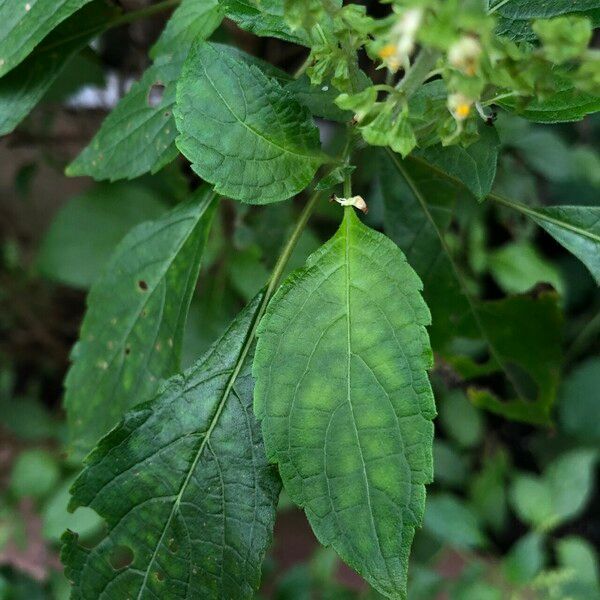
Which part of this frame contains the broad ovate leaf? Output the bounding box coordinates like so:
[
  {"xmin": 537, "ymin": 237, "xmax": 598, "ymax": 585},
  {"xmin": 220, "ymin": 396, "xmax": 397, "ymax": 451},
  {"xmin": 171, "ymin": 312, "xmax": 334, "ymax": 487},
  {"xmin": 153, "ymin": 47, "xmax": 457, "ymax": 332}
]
[
  {"xmin": 253, "ymin": 208, "xmax": 435, "ymax": 599},
  {"xmin": 0, "ymin": 0, "xmax": 93, "ymax": 77},
  {"xmin": 175, "ymin": 42, "xmax": 324, "ymax": 204},
  {"xmin": 415, "ymin": 127, "xmax": 500, "ymax": 201},
  {"xmin": 62, "ymin": 295, "xmax": 281, "ymax": 599},
  {"xmin": 65, "ymin": 187, "xmax": 217, "ymax": 460}
]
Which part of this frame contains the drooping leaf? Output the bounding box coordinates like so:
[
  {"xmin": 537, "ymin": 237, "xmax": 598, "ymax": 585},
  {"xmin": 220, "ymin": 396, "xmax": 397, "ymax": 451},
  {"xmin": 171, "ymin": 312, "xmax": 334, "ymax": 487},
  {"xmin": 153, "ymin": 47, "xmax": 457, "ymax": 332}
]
[
  {"xmin": 527, "ymin": 205, "xmax": 600, "ymax": 285},
  {"xmin": 37, "ymin": 181, "xmax": 167, "ymax": 289},
  {"xmin": 0, "ymin": 0, "xmax": 93, "ymax": 78},
  {"xmin": 62, "ymin": 295, "xmax": 281, "ymax": 599},
  {"xmin": 381, "ymin": 152, "xmax": 563, "ymax": 424},
  {"xmin": 499, "ymin": 79, "xmax": 600, "ymax": 123},
  {"xmin": 415, "ymin": 127, "xmax": 500, "ymax": 200},
  {"xmin": 253, "ymin": 208, "xmax": 435, "ymax": 599},
  {"xmin": 220, "ymin": 0, "xmax": 309, "ymax": 45},
  {"xmin": 175, "ymin": 42, "xmax": 324, "ymax": 204},
  {"xmin": 64, "ymin": 188, "xmax": 217, "ymax": 460},
  {"xmin": 491, "ymin": 0, "xmax": 600, "ymax": 41},
  {"xmin": 149, "ymin": 0, "xmax": 224, "ymax": 60},
  {"xmin": 66, "ymin": 53, "xmax": 182, "ymax": 181},
  {"xmin": 66, "ymin": 3, "xmax": 223, "ymax": 181},
  {"xmin": 0, "ymin": 1, "xmax": 116, "ymax": 136}
]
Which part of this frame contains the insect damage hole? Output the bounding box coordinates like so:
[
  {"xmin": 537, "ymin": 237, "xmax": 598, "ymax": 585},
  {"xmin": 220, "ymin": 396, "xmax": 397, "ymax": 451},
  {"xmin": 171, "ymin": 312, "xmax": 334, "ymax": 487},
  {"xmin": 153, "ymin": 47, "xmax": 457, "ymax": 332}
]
[
  {"xmin": 108, "ymin": 545, "xmax": 134, "ymax": 570},
  {"xmin": 147, "ymin": 82, "xmax": 166, "ymax": 107},
  {"xmin": 138, "ymin": 280, "xmax": 148, "ymax": 291}
]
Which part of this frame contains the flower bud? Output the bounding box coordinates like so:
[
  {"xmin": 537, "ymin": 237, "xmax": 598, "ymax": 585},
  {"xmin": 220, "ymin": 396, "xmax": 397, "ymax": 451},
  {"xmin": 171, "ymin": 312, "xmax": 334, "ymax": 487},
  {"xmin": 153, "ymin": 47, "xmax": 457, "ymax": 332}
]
[{"xmin": 448, "ymin": 36, "xmax": 482, "ymax": 76}]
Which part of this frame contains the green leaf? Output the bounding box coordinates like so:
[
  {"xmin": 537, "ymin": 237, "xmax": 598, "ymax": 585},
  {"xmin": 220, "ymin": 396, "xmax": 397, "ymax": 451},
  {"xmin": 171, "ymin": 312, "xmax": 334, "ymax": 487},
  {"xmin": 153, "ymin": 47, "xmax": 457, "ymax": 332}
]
[
  {"xmin": 220, "ymin": 0, "xmax": 309, "ymax": 45},
  {"xmin": 526, "ymin": 205, "xmax": 600, "ymax": 285},
  {"xmin": 253, "ymin": 208, "xmax": 435, "ymax": 599},
  {"xmin": 415, "ymin": 127, "xmax": 500, "ymax": 200},
  {"xmin": 62, "ymin": 295, "xmax": 281, "ymax": 599},
  {"xmin": 499, "ymin": 79, "xmax": 600, "ymax": 123},
  {"xmin": 175, "ymin": 42, "xmax": 324, "ymax": 204},
  {"xmin": 285, "ymin": 76, "xmax": 352, "ymax": 122},
  {"xmin": 64, "ymin": 188, "xmax": 217, "ymax": 460},
  {"xmin": 10, "ymin": 449, "xmax": 60, "ymax": 500},
  {"xmin": 503, "ymin": 532, "xmax": 546, "ymax": 585},
  {"xmin": 37, "ymin": 182, "xmax": 167, "ymax": 289},
  {"xmin": 438, "ymin": 390, "xmax": 484, "ymax": 449},
  {"xmin": 381, "ymin": 152, "xmax": 563, "ymax": 424},
  {"xmin": 558, "ymin": 358, "xmax": 600, "ymax": 443},
  {"xmin": 423, "ymin": 493, "xmax": 486, "ymax": 550},
  {"xmin": 0, "ymin": 0, "xmax": 93, "ymax": 77},
  {"xmin": 0, "ymin": 1, "xmax": 116, "ymax": 136},
  {"xmin": 491, "ymin": 0, "xmax": 600, "ymax": 41},
  {"xmin": 488, "ymin": 241, "xmax": 564, "ymax": 296},
  {"xmin": 66, "ymin": 3, "xmax": 223, "ymax": 181},
  {"xmin": 556, "ymin": 536, "xmax": 599, "ymax": 586},
  {"xmin": 510, "ymin": 449, "xmax": 598, "ymax": 530},
  {"xmin": 149, "ymin": 0, "xmax": 223, "ymax": 59},
  {"xmin": 66, "ymin": 53, "xmax": 183, "ymax": 181}
]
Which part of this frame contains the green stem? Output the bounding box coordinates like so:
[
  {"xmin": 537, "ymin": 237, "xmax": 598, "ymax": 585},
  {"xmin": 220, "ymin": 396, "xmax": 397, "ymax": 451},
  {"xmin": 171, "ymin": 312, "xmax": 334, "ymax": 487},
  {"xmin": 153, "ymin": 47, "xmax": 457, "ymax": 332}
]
[
  {"xmin": 396, "ymin": 47, "xmax": 440, "ymax": 99},
  {"xmin": 565, "ymin": 310, "xmax": 600, "ymax": 365}
]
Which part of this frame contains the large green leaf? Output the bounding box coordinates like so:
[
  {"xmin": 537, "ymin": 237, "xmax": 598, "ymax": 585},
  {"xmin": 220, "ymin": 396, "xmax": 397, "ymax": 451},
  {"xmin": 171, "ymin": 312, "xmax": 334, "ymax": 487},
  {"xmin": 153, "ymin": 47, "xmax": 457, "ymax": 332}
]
[
  {"xmin": 37, "ymin": 181, "xmax": 167, "ymax": 289},
  {"xmin": 415, "ymin": 127, "xmax": 500, "ymax": 201},
  {"xmin": 253, "ymin": 208, "xmax": 435, "ymax": 599},
  {"xmin": 64, "ymin": 188, "xmax": 217, "ymax": 460},
  {"xmin": 220, "ymin": 0, "xmax": 309, "ymax": 45},
  {"xmin": 491, "ymin": 0, "xmax": 600, "ymax": 40},
  {"xmin": 0, "ymin": 1, "xmax": 115, "ymax": 136},
  {"xmin": 175, "ymin": 42, "xmax": 324, "ymax": 204},
  {"xmin": 381, "ymin": 152, "xmax": 563, "ymax": 424},
  {"xmin": 62, "ymin": 295, "xmax": 281, "ymax": 599},
  {"xmin": 0, "ymin": 0, "xmax": 93, "ymax": 78},
  {"xmin": 66, "ymin": 1, "xmax": 223, "ymax": 181}
]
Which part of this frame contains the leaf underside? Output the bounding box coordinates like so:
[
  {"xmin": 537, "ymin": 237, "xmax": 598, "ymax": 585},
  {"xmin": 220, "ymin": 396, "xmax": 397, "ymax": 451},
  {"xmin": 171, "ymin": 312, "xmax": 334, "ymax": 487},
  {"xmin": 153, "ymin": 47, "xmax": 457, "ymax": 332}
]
[
  {"xmin": 174, "ymin": 42, "xmax": 323, "ymax": 204},
  {"xmin": 64, "ymin": 187, "xmax": 216, "ymax": 460},
  {"xmin": 63, "ymin": 295, "xmax": 281, "ymax": 599},
  {"xmin": 253, "ymin": 208, "xmax": 435, "ymax": 599}
]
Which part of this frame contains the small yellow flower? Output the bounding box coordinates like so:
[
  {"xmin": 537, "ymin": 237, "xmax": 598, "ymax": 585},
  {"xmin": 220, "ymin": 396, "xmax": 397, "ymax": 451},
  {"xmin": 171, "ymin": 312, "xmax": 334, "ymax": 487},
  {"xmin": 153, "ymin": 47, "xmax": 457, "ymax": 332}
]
[
  {"xmin": 448, "ymin": 36, "xmax": 482, "ymax": 76},
  {"xmin": 448, "ymin": 93, "xmax": 473, "ymax": 121}
]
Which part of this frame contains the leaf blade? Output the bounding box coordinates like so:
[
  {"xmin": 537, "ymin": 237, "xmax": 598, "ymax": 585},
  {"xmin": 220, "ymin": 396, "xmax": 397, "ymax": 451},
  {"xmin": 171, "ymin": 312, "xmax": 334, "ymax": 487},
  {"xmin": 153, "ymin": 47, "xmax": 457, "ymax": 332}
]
[
  {"xmin": 64, "ymin": 187, "xmax": 217, "ymax": 459},
  {"xmin": 62, "ymin": 295, "xmax": 281, "ymax": 599},
  {"xmin": 253, "ymin": 209, "xmax": 435, "ymax": 598},
  {"xmin": 174, "ymin": 42, "xmax": 324, "ymax": 204}
]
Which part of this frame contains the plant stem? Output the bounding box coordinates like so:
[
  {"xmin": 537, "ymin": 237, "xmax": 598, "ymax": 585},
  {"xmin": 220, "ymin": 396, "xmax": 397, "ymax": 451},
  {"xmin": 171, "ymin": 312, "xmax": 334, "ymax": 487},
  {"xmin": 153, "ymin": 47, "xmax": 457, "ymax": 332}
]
[
  {"xmin": 565, "ymin": 310, "xmax": 600, "ymax": 365},
  {"xmin": 396, "ymin": 47, "xmax": 440, "ymax": 99}
]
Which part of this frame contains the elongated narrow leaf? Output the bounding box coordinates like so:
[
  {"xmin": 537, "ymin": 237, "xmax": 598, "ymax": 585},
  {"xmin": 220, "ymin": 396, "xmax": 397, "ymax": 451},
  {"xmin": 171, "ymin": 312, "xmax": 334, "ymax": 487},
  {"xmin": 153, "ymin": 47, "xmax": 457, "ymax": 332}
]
[
  {"xmin": 66, "ymin": 2, "xmax": 222, "ymax": 181},
  {"xmin": 0, "ymin": 1, "xmax": 116, "ymax": 136},
  {"xmin": 175, "ymin": 42, "xmax": 324, "ymax": 204},
  {"xmin": 66, "ymin": 53, "xmax": 183, "ymax": 180},
  {"xmin": 62, "ymin": 295, "xmax": 281, "ymax": 599},
  {"xmin": 253, "ymin": 208, "xmax": 435, "ymax": 599},
  {"xmin": 381, "ymin": 152, "xmax": 562, "ymax": 424},
  {"xmin": 415, "ymin": 127, "xmax": 500, "ymax": 201},
  {"xmin": 0, "ymin": 0, "xmax": 93, "ymax": 78},
  {"xmin": 65, "ymin": 188, "xmax": 217, "ymax": 459},
  {"xmin": 527, "ymin": 205, "xmax": 600, "ymax": 285},
  {"xmin": 149, "ymin": 0, "xmax": 223, "ymax": 60},
  {"xmin": 221, "ymin": 0, "xmax": 309, "ymax": 45}
]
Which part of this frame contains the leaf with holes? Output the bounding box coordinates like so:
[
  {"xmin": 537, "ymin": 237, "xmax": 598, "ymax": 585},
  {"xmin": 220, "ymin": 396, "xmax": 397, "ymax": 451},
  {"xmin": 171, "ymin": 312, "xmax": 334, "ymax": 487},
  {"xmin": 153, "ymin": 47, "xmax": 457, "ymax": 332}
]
[
  {"xmin": 0, "ymin": 1, "xmax": 117, "ymax": 136},
  {"xmin": 174, "ymin": 42, "xmax": 324, "ymax": 204},
  {"xmin": 66, "ymin": 2, "xmax": 222, "ymax": 181},
  {"xmin": 64, "ymin": 187, "xmax": 217, "ymax": 460},
  {"xmin": 62, "ymin": 295, "xmax": 281, "ymax": 599},
  {"xmin": 253, "ymin": 208, "xmax": 435, "ymax": 599},
  {"xmin": 0, "ymin": 0, "xmax": 94, "ymax": 78}
]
